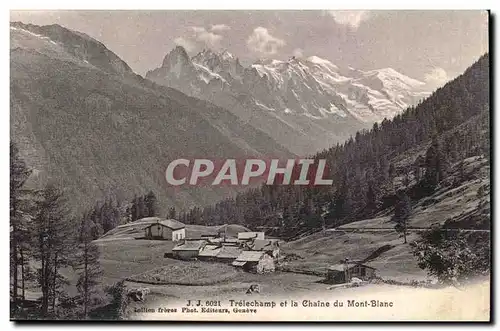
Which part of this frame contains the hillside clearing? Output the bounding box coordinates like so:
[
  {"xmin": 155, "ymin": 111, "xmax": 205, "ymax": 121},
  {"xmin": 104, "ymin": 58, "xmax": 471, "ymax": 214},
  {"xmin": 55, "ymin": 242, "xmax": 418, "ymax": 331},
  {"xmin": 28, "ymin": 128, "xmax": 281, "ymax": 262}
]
[
  {"xmin": 280, "ymin": 156, "xmax": 489, "ymax": 282},
  {"xmin": 127, "ymin": 261, "xmax": 240, "ymax": 286}
]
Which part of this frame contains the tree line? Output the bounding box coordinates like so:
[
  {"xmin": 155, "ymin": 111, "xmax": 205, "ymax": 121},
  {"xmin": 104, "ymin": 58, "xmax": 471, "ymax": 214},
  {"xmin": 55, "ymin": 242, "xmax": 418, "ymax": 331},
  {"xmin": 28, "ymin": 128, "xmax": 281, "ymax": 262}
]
[
  {"xmin": 10, "ymin": 142, "xmax": 143, "ymax": 320},
  {"xmin": 11, "ymin": 142, "xmax": 100, "ymax": 318},
  {"xmin": 77, "ymin": 190, "xmax": 160, "ymax": 242}
]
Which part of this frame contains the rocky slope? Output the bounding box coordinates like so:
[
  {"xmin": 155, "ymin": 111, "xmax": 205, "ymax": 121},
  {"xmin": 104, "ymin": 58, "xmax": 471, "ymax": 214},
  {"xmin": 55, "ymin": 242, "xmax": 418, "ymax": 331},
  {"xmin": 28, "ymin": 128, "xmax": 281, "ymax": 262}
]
[{"xmin": 10, "ymin": 22, "xmax": 292, "ymax": 213}]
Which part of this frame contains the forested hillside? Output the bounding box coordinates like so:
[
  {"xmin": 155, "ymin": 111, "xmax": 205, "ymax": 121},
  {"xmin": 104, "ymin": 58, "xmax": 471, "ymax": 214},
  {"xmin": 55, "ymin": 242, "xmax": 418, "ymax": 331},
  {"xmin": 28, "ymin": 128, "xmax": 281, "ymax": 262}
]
[
  {"xmin": 177, "ymin": 54, "xmax": 490, "ymax": 237},
  {"xmin": 10, "ymin": 22, "xmax": 292, "ymax": 215}
]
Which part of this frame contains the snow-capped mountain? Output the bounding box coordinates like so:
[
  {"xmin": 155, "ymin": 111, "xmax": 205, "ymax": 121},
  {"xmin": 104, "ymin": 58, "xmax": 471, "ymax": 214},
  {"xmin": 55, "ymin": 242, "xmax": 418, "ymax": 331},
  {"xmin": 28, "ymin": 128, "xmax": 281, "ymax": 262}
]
[{"xmin": 146, "ymin": 47, "xmax": 430, "ymax": 155}]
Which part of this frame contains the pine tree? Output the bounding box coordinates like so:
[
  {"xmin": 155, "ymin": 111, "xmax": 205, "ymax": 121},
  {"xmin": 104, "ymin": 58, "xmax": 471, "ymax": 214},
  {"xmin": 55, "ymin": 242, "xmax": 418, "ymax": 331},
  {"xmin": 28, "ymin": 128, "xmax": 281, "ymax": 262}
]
[
  {"xmin": 33, "ymin": 184, "xmax": 75, "ymax": 317},
  {"xmin": 365, "ymin": 182, "xmax": 377, "ymax": 213},
  {"xmin": 392, "ymin": 191, "xmax": 411, "ymax": 244},
  {"xmin": 100, "ymin": 200, "xmax": 110, "ymax": 233},
  {"xmin": 130, "ymin": 195, "xmax": 138, "ymax": 222},
  {"xmin": 423, "ymin": 136, "xmax": 448, "ymax": 191},
  {"xmin": 125, "ymin": 205, "xmax": 131, "ymax": 223},
  {"xmin": 457, "ymin": 160, "xmax": 467, "ymax": 182},
  {"xmin": 113, "ymin": 202, "xmax": 121, "ymax": 227},
  {"xmin": 105, "ymin": 280, "xmax": 128, "ymax": 320},
  {"xmin": 332, "ymin": 182, "xmax": 351, "ymax": 222},
  {"xmin": 75, "ymin": 216, "xmax": 103, "ymax": 319},
  {"xmin": 280, "ymin": 205, "xmax": 298, "ymax": 239},
  {"xmin": 168, "ymin": 207, "xmax": 176, "ymax": 219},
  {"xmin": 91, "ymin": 221, "xmax": 104, "ymax": 240},
  {"xmin": 136, "ymin": 196, "xmax": 146, "ymax": 220},
  {"xmin": 144, "ymin": 191, "xmax": 158, "ymax": 217},
  {"xmin": 10, "ymin": 142, "xmax": 32, "ymax": 311}
]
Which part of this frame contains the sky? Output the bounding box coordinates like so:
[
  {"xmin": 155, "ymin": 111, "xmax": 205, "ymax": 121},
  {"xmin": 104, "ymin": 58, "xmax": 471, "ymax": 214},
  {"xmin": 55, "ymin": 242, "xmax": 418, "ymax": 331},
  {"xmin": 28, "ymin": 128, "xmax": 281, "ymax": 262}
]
[{"xmin": 10, "ymin": 10, "xmax": 489, "ymax": 85}]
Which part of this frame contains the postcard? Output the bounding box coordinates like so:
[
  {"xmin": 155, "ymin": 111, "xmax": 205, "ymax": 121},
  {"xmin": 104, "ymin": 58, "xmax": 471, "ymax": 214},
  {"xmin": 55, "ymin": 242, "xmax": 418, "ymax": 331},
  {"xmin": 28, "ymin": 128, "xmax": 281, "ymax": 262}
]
[{"xmin": 9, "ymin": 10, "xmax": 490, "ymax": 321}]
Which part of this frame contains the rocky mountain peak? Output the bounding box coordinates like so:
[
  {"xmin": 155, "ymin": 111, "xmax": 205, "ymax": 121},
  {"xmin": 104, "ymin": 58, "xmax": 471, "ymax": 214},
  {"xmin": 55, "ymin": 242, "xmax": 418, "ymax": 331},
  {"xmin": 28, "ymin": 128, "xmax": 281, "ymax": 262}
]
[
  {"xmin": 191, "ymin": 48, "xmax": 244, "ymax": 81},
  {"xmin": 162, "ymin": 45, "xmax": 191, "ymax": 68}
]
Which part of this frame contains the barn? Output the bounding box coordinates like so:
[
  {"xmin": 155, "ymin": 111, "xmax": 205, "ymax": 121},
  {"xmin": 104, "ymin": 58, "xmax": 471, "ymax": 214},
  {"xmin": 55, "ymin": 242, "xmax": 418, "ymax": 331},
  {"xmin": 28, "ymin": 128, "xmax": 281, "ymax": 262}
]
[
  {"xmin": 232, "ymin": 251, "xmax": 275, "ymax": 274},
  {"xmin": 172, "ymin": 240, "xmax": 206, "ymax": 260},
  {"xmin": 326, "ymin": 263, "xmax": 376, "ymax": 284},
  {"xmin": 143, "ymin": 218, "xmax": 185, "ymax": 241}
]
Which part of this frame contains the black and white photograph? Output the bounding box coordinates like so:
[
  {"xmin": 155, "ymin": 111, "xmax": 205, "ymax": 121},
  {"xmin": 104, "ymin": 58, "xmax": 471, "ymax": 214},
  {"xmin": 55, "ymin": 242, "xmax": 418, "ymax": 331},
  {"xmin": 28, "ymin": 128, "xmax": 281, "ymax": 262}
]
[{"xmin": 9, "ymin": 9, "xmax": 491, "ymax": 321}]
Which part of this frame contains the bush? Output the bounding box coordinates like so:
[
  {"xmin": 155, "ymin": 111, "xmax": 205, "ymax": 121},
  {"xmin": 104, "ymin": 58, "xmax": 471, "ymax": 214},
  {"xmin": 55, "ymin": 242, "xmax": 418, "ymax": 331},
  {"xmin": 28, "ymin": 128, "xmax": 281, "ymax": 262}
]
[
  {"xmin": 103, "ymin": 281, "xmax": 128, "ymax": 320},
  {"xmin": 411, "ymin": 227, "xmax": 490, "ymax": 285}
]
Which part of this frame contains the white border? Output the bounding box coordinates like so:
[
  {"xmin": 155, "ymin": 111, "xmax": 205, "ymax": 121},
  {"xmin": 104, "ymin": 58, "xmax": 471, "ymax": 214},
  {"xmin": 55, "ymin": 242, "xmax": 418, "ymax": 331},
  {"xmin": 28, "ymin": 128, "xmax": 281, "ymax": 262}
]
[
  {"xmin": 2, "ymin": 2, "xmax": 497, "ymax": 330},
  {"xmin": 5, "ymin": 1, "xmax": 499, "ymax": 10}
]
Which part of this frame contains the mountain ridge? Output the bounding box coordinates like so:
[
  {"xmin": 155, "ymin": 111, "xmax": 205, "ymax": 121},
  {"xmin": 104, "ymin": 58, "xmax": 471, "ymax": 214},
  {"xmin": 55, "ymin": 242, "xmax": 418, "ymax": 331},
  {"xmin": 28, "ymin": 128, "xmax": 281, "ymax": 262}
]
[
  {"xmin": 10, "ymin": 22, "xmax": 293, "ymax": 213},
  {"xmin": 146, "ymin": 46, "xmax": 431, "ymax": 154},
  {"xmin": 11, "ymin": 21, "xmax": 135, "ymax": 77}
]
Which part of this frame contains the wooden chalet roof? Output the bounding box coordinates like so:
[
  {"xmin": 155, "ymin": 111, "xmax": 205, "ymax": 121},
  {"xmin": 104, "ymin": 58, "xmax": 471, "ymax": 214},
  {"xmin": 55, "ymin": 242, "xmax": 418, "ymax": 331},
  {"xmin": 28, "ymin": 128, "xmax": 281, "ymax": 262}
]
[
  {"xmin": 237, "ymin": 232, "xmax": 264, "ymax": 240},
  {"xmin": 139, "ymin": 217, "xmax": 185, "ymax": 230},
  {"xmin": 246, "ymin": 239, "xmax": 279, "ymax": 251},
  {"xmin": 328, "ymin": 262, "xmax": 376, "ymax": 272},
  {"xmin": 216, "ymin": 245, "xmax": 241, "ymax": 259},
  {"xmin": 198, "ymin": 244, "xmax": 221, "ymax": 257},
  {"xmin": 172, "ymin": 240, "xmax": 205, "ymax": 251},
  {"xmin": 235, "ymin": 250, "xmax": 266, "ymax": 262}
]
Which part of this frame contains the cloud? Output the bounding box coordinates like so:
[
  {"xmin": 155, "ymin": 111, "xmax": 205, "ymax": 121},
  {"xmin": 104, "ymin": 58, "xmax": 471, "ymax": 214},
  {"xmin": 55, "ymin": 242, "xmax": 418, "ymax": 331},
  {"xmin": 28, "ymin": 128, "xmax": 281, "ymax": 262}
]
[
  {"xmin": 327, "ymin": 10, "xmax": 370, "ymax": 29},
  {"xmin": 173, "ymin": 26, "xmax": 225, "ymax": 53},
  {"xmin": 424, "ymin": 67, "xmax": 449, "ymax": 86},
  {"xmin": 293, "ymin": 48, "xmax": 304, "ymax": 58},
  {"xmin": 174, "ymin": 37, "xmax": 196, "ymax": 52},
  {"xmin": 196, "ymin": 30, "xmax": 223, "ymax": 48},
  {"xmin": 211, "ymin": 24, "xmax": 231, "ymax": 32},
  {"xmin": 247, "ymin": 27, "xmax": 286, "ymax": 55},
  {"xmin": 189, "ymin": 26, "xmax": 223, "ymax": 48}
]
